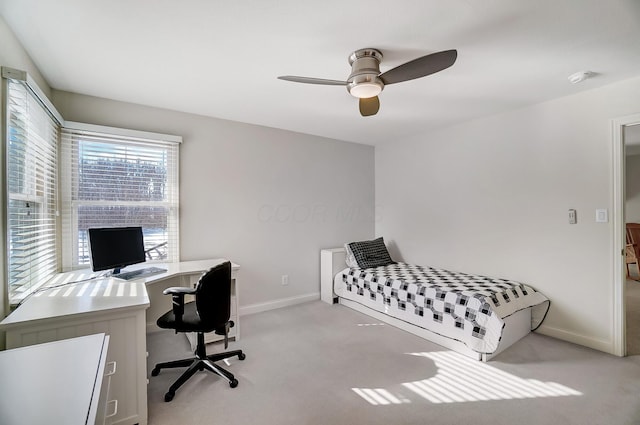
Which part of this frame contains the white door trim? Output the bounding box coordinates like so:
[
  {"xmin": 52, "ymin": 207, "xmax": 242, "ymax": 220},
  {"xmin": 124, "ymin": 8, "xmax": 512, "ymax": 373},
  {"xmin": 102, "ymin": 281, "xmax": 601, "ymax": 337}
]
[{"xmin": 612, "ymin": 112, "xmax": 640, "ymax": 357}]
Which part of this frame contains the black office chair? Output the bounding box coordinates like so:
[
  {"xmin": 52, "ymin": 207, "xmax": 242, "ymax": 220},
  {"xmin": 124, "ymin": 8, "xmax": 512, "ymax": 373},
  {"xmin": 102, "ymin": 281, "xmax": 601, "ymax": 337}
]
[{"xmin": 151, "ymin": 261, "xmax": 246, "ymax": 402}]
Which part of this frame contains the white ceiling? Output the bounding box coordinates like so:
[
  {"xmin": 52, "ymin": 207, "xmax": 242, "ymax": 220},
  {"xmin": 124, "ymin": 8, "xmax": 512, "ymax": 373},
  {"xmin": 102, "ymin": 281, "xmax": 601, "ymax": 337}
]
[{"xmin": 1, "ymin": 0, "xmax": 640, "ymax": 145}]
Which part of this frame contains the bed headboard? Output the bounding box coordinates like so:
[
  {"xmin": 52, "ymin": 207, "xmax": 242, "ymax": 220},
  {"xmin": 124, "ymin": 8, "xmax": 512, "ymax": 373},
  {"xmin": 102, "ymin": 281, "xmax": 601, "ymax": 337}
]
[{"xmin": 320, "ymin": 248, "xmax": 346, "ymax": 304}]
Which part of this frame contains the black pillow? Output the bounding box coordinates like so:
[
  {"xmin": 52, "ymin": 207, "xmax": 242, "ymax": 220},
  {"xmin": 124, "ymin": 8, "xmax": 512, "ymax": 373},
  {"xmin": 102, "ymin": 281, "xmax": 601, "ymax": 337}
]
[{"xmin": 347, "ymin": 237, "xmax": 395, "ymax": 269}]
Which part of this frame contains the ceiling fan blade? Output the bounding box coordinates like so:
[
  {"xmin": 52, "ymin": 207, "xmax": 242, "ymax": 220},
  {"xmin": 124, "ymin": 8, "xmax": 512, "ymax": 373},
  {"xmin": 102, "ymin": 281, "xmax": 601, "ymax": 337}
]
[
  {"xmin": 379, "ymin": 49, "xmax": 457, "ymax": 85},
  {"xmin": 359, "ymin": 96, "xmax": 380, "ymax": 117},
  {"xmin": 278, "ymin": 76, "xmax": 347, "ymax": 86}
]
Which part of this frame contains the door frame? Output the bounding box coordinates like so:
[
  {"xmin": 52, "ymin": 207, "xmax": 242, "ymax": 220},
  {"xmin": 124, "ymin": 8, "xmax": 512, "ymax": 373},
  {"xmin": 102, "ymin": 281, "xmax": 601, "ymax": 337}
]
[{"xmin": 612, "ymin": 112, "xmax": 640, "ymax": 357}]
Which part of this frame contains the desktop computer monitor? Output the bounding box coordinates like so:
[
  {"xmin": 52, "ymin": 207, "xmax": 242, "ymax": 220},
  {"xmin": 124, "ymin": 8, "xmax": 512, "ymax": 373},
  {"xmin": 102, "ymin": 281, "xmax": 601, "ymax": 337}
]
[{"xmin": 88, "ymin": 226, "xmax": 146, "ymax": 274}]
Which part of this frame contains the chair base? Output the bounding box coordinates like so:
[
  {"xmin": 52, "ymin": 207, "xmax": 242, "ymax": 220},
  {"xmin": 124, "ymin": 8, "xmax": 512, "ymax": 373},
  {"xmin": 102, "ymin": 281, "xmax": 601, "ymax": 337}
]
[{"xmin": 151, "ymin": 332, "xmax": 245, "ymax": 402}]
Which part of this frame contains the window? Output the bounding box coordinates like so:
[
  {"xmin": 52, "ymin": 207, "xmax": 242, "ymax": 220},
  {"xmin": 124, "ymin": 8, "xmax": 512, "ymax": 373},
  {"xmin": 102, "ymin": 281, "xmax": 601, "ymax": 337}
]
[
  {"xmin": 60, "ymin": 123, "xmax": 180, "ymax": 270},
  {"xmin": 4, "ymin": 70, "xmax": 62, "ymax": 303}
]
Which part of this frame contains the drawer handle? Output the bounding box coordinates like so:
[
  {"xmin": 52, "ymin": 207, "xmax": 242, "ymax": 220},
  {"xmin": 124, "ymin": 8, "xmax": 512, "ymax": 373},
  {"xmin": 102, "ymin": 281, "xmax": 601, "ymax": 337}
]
[
  {"xmin": 105, "ymin": 361, "xmax": 117, "ymax": 377},
  {"xmin": 105, "ymin": 399, "xmax": 118, "ymax": 418}
]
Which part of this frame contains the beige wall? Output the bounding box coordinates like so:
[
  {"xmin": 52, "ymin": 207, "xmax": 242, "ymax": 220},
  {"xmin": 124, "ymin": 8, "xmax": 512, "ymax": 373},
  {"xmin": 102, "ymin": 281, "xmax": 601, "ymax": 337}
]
[
  {"xmin": 375, "ymin": 75, "xmax": 640, "ymax": 354},
  {"xmin": 52, "ymin": 90, "xmax": 375, "ymax": 312}
]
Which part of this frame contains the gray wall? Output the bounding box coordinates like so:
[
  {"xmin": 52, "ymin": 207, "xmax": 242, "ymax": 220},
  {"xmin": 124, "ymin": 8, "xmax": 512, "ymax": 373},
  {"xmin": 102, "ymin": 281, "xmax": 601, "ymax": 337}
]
[
  {"xmin": 375, "ymin": 75, "xmax": 640, "ymax": 354},
  {"xmin": 52, "ymin": 90, "xmax": 375, "ymax": 312}
]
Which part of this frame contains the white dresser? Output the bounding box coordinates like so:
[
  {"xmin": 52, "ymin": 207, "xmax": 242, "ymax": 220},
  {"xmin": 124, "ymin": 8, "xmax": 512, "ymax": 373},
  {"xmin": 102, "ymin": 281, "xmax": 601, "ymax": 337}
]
[{"xmin": 0, "ymin": 333, "xmax": 111, "ymax": 425}]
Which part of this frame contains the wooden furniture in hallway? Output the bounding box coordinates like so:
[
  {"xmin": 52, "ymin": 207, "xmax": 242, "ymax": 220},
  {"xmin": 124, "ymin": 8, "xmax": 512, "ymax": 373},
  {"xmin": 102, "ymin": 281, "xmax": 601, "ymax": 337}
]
[{"xmin": 626, "ymin": 223, "xmax": 640, "ymax": 280}]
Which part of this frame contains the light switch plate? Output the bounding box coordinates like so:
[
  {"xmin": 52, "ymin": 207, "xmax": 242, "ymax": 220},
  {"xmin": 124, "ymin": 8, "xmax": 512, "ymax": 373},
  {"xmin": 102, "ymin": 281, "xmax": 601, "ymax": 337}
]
[
  {"xmin": 568, "ymin": 209, "xmax": 577, "ymax": 224},
  {"xmin": 596, "ymin": 209, "xmax": 608, "ymax": 223}
]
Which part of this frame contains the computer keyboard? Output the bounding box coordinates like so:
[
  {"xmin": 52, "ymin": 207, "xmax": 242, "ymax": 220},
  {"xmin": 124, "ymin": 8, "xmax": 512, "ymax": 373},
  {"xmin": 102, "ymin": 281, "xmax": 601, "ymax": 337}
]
[{"xmin": 115, "ymin": 267, "xmax": 167, "ymax": 281}]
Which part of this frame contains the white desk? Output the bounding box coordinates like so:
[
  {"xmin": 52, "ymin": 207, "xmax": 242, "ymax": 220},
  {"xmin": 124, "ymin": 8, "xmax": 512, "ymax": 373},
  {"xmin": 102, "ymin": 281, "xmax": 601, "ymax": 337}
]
[
  {"xmin": 0, "ymin": 333, "xmax": 110, "ymax": 425},
  {"xmin": 0, "ymin": 259, "xmax": 239, "ymax": 425}
]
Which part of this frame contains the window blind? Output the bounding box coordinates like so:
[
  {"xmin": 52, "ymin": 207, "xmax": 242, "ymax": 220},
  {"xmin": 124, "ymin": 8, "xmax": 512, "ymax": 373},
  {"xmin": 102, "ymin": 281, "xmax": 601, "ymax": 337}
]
[
  {"xmin": 60, "ymin": 124, "xmax": 180, "ymax": 270},
  {"xmin": 5, "ymin": 78, "xmax": 60, "ymax": 301}
]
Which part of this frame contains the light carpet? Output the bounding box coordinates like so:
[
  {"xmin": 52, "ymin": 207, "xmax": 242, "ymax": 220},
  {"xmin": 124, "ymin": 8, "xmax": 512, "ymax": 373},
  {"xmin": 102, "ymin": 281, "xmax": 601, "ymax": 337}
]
[{"xmin": 147, "ymin": 301, "xmax": 640, "ymax": 425}]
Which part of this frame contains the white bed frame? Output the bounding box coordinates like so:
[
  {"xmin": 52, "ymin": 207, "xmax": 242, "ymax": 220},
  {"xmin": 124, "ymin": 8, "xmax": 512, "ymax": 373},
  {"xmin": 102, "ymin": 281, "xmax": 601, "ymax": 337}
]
[{"xmin": 320, "ymin": 248, "xmax": 532, "ymax": 361}]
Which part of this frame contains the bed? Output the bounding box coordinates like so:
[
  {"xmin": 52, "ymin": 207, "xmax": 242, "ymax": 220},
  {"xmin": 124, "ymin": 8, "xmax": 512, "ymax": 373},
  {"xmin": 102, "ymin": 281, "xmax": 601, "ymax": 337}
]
[{"xmin": 320, "ymin": 240, "xmax": 550, "ymax": 362}]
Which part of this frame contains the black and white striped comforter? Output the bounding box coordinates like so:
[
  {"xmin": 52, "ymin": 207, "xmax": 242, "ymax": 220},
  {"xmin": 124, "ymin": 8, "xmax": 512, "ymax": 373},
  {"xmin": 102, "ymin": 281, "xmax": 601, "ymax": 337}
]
[{"xmin": 335, "ymin": 262, "xmax": 550, "ymax": 354}]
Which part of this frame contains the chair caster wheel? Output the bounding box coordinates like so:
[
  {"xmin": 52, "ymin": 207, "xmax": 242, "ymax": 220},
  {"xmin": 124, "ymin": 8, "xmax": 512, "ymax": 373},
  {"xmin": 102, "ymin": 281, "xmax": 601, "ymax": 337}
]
[
  {"xmin": 230, "ymin": 379, "xmax": 238, "ymax": 388},
  {"xmin": 151, "ymin": 367, "xmax": 160, "ymax": 376},
  {"xmin": 238, "ymin": 353, "xmax": 246, "ymax": 360},
  {"xmin": 164, "ymin": 391, "xmax": 175, "ymax": 402}
]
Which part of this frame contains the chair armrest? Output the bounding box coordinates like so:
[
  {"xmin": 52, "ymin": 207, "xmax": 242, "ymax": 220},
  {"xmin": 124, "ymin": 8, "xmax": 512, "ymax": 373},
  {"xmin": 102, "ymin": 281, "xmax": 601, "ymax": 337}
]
[
  {"xmin": 163, "ymin": 286, "xmax": 196, "ymax": 295},
  {"xmin": 162, "ymin": 287, "xmax": 196, "ymax": 323}
]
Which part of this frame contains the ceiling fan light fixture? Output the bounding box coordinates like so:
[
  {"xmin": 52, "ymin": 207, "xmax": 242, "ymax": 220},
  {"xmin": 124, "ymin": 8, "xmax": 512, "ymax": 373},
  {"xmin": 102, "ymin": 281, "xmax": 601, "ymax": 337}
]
[
  {"xmin": 347, "ymin": 73, "xmax": 384, "ymax": 99},
  {"xmin": 349, "ymin": 81, "xmax": 383, "ymax": 98},
  {"xmin": 347, "ymin": 49, "xmax": 384, "ymax": 99}
]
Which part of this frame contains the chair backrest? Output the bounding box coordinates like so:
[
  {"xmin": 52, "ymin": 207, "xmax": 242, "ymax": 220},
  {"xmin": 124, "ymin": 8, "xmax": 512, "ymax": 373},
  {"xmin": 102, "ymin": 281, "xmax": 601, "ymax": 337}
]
[{"xmin": 194, "ymin": 261, "xmax": 232, "ymax": 328}]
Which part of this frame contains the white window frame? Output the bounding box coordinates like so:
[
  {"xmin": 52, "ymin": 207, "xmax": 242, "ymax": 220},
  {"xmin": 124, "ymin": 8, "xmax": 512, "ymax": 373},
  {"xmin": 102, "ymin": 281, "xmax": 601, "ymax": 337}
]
[
  {"xmin": 2, "ymin": 67, "xmax": 64, "ymax": 305},
  {"xmin": 60, "ymin": 122, "xmax": 181, "ymax": 271}
]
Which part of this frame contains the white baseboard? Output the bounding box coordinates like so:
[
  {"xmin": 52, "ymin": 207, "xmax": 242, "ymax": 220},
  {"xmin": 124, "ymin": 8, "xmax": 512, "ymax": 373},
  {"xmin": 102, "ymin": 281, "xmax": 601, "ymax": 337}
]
[
  {"xmin": 536, "ymin": 324, "xmax": 615, "ymax": 355},
  {"xmin": 239, "ymin": 292, "xmax": 320, "ymax": 316},
  {"xmin": 145, "ymin": 292, "xmax": 320, "ymax": 333}
]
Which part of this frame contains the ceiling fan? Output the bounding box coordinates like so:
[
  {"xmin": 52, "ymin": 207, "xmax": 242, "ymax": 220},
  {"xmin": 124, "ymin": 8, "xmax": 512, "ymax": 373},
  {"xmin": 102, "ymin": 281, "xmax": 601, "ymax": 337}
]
[{"xmin": 278, "ymin": 48, "xmax": 457, "ymax": 117}]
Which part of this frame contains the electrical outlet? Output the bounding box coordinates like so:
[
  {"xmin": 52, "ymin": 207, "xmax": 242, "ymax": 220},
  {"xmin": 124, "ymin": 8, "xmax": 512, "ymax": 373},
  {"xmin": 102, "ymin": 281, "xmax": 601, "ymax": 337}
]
[
  {"xmin": 568, "ymin": 209, "xmax": 577, "ymax": 224},
  {"xmin": 281, "ymin": 275, "xmax": 289, "ymax": 285}
]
